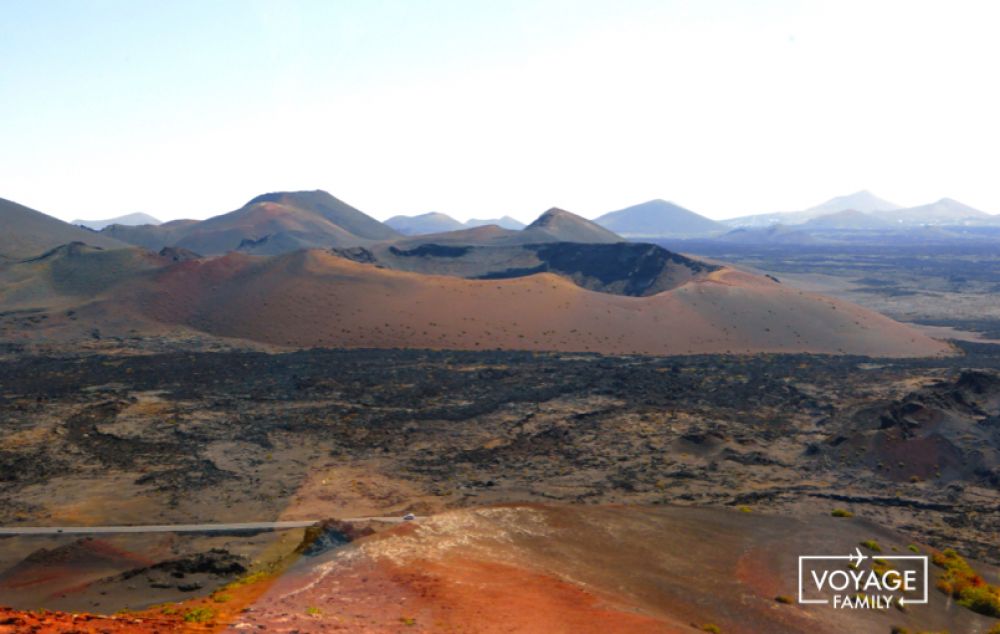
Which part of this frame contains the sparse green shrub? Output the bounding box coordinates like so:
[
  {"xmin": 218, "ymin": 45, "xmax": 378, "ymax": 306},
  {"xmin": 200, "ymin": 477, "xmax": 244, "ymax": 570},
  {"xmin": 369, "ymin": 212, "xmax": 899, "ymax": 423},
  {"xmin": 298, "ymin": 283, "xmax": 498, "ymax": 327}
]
[
  {"xmin": 907, "ymin": 544, "xmax": 920, "ymax": 553},
  {"xmin": 227, "ymin": 570, "xmax": 269, "ymax": 588},
  {"xmin": 183, "ymin": 607, "xmax": 216, "ymax": 623},
  {"xmin": 860, "ymin": 539, "xmax": 882, "ymax": 552},
  {"xmin": 701, "ymin": 625, "xmax": 721, "ymax": 634},
  {"xmin": 306, "ymin": 606, "xmax": 322, "ymax": 616},
  {"xmin": 831, "ymin": 508, "xmax": 854, "ymax": 518}
]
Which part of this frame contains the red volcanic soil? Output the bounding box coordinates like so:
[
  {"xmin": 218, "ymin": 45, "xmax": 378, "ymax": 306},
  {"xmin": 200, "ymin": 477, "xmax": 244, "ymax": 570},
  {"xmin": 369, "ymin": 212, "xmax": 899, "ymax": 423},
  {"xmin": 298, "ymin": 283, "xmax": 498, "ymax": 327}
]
[
  {"xmin": 231, "ymin": 547, "xmax": 677, "ymax": 633},
  {"xmin": 123, "ymin": 250, "xmax": 951, "ymax": 357},
  {"xmin": 0, "ymin": 608, "xmax": 174, "ymax": 633},
  {"xmin": 229, "ymin": 504, "xmax": 997, "ymax": 634},
  {"xmin": 5, "ymin": 505, "xmax": 999, "ymax": 633}
]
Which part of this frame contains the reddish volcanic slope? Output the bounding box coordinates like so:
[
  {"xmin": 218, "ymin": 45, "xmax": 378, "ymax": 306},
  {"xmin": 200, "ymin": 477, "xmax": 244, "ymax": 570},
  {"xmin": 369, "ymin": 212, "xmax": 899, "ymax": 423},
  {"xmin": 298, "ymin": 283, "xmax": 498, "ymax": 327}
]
[
  {"xmin": 225, "ymin": 504, "xmax": 997, "ymax": 634},
  {"xmin": 1, "ymin": 505, "xmax": 996, "ymax": 633},
  {"xmin": 122, "ymin": 250, "xmax": 950, "ymax": 357},
  {"xmin": 0, "ymin": 608, "xmax": 171, "ymax": 633},
  {"xmin": 0, "ymin": 239, "xmax": 952, "ymax": 357}
]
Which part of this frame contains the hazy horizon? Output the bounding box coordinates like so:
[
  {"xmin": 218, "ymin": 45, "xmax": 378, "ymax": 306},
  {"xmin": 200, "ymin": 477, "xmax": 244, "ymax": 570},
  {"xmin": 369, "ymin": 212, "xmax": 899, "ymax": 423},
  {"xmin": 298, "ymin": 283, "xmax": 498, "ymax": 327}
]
[
  {"xmin": 3, "ymin": 0, "xmax": 999, "ymax": 223},
  {"xmin": 29, "ymin": 188, "xmax": 1000, "ymax": 228}
]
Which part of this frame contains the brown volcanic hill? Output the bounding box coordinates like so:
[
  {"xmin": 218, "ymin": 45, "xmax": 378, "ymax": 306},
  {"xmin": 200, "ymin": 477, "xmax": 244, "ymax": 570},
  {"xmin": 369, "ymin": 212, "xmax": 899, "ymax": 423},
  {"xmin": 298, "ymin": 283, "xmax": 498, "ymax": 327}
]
[
  {"xmin": 100, "ymin": 218, "xmax": 200, "ymax": 251},
  {"xmin": 385, "ymin": 211, "xmax": 466, "ymax": 235},
  {"xmin": 175, "ymin": 200, "xmax": 365, "ymax": 255},
  {"xmin": 100, "ymin": 190, "xmax": 399, "ymax": 255},
  {"xmin": 522, "ymin": 207, "xmax": 623, "ymax": 243},
  {"xmin": 247, "ymin": 190, "xmax": 399, "ymax": 241},
  {"xmin": 387, "ymin": 224, "xmax": 523, "ymax": 247},
  {"xmin": 334, "ymin": 241, "xmax": 718, "ymax": 297},
  {"xmin": 175, "ymin": 190, "xmax": 396, "ymax": 255},
  {"xmin": 0, "ymin": 538, "xmax": 151, "ymax": 610},
  {"xmin": 118, "ymin": 249, "xmax": 949, "ymax": 357},
  {"xmin": 0, "ymin": 197, "xmax": 128, "ymax": 260},
  {"xmin": 0, "ymin": 236, "xmax": 950, "ymax": 357},
  {"xmin": 381, "ymin": 208, "xmax": 624, "ymax": 249},
  {"xmin": 0, "ymin": 242, "xmax": 170, "ymax": 312},
  {"xmin": 238, "ymin": 504, "xmax": 994, "ymax": 634},
  {"xmin": 829, "ymin": 370, "xmax": 1000, "ymax": 485}
]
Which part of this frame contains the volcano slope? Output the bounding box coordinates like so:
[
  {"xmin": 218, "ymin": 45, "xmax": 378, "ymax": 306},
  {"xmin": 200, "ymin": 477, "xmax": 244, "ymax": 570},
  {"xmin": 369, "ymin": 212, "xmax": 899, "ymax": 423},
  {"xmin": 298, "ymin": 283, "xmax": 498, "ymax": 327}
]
[
  {"xmin": 0, "ymin": 198, "xmax": 127, "ymax": 261},
  {"xmin": 332, "ymin": 240, "xmax": 718, "ymax": 295},
  {"xmin": 138, "ymin": 251, "xmax": 948, "ymax": 356},
  {"xmin": 21, "ymin": 242, "xmax": 945, "ymax": 357},
  {"xmin": 237, "ymin": 504, "xmax": 997, "ymax": 634},
  {"xmin": 0, "ymin": 243, "xmax": 208, "ymax": 349},
  {"xmin": 98, "ymin": 190, "xmax": 401, "ymax": 256},
  {"xmin": 0, "ymin": 231, "xmax": 950, "ymax": 357}
]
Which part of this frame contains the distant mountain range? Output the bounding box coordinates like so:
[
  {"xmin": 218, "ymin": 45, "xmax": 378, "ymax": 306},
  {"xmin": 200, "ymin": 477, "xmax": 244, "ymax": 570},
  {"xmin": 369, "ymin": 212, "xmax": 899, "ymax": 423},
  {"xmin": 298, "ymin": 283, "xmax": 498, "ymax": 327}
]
[
  {"xmin": 376, "ymin": 192, "xmax": 999, "ymax": 241},
  {"xmin": 724, "ymin": 191, "xmax": 901, "ymax": 227},
  {"xmin": 100, "ymin": 190, "xmax": 401, "ymax": 256},
  {"xmin": 386, "ymin": 199, "xmax": 722, "ymax": 239},
  {"xmin": 385, "ymin": 212, "xmax": 526, "ymax": 235},
  {"xmin": 382, "ymin": 208, "xmax": 622, "ymax": 246},
  {"xmin": 464, "ymin": 216, "xmax": 526, "ymax": 230},
  {"xmin": 4, "ymin": 189, "xmax": 999, "ymax": 264},
  {"xmin": 523, "ymin": 208, "xmax": 622, "ymax": 244},
  {"xmin": 593, "ymin": 199, "xmax": 723, "ymax": 237},
  {"xmin": 878, "ymin": 198, "xmax": 990, "ymax": 225},
  {"xmin": 723, "ymin": 191, "xmax": 993, "ymax": 232},
  {"xmin": 385, "ymin": 212, "xmax": 464, "ymax": 235},
  {"xmin": 802, "ymin": 209, "xmax": 892, "ymax": 230},
  {"xmin": 72, "ymin": 212, "xmax": 161, "ymax": 230},
  {"xmin": 0, "ymin": 191, "xmax": 622, "ymax": 262},
  {"xmin": 806, "ymin": 190, "xmax": 902, "ymax": 215}
]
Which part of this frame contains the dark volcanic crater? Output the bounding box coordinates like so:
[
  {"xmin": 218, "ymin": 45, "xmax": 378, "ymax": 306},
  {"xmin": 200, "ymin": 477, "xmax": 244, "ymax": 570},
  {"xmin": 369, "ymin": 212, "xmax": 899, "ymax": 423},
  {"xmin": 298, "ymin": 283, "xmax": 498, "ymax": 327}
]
[{"xmin": 333, "ymin": 241, "xmax": 718, "ymax": 296}]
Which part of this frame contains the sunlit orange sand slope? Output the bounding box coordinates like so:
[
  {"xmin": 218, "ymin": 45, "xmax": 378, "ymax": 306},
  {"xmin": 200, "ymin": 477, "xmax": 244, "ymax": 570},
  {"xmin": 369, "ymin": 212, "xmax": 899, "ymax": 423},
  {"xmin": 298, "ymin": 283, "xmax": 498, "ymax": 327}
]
[
  {"xmin": 229, "ymin": 504, "xmax": 994, "ymax": 634},
  {"xmin": 127, "ymin": 250, "xmax": 950, "ymax": 357}
]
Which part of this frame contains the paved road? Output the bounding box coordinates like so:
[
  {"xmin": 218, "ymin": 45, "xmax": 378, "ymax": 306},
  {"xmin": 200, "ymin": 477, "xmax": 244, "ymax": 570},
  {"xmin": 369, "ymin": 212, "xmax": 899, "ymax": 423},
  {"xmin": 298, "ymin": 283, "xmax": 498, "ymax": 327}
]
[{"xmin": 0, "ymin": 516, "xmax": 411, "ymax": 536}]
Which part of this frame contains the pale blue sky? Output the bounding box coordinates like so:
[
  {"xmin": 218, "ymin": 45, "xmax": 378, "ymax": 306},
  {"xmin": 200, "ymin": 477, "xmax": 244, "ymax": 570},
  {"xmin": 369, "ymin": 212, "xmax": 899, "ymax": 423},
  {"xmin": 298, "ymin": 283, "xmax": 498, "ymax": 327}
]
[{"xmin": 2, "ymin": 0, "xmax": 999, "ymax": 222}]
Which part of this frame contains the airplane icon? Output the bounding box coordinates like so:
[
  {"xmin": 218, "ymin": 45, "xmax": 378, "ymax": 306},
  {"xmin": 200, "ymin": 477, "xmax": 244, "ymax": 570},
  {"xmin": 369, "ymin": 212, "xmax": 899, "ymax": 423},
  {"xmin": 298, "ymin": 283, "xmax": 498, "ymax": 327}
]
[{"xmin": 847, "ymin": 547, "xmax": 868, "ymax": 566}]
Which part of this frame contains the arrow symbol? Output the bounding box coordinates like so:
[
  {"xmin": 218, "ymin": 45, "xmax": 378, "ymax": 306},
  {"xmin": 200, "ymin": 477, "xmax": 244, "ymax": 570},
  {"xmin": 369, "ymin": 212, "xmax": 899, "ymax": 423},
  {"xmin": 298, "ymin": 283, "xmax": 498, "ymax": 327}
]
[{"xmin": 848, "ymin": 547, "xmax": 868, "ymax": 566}]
